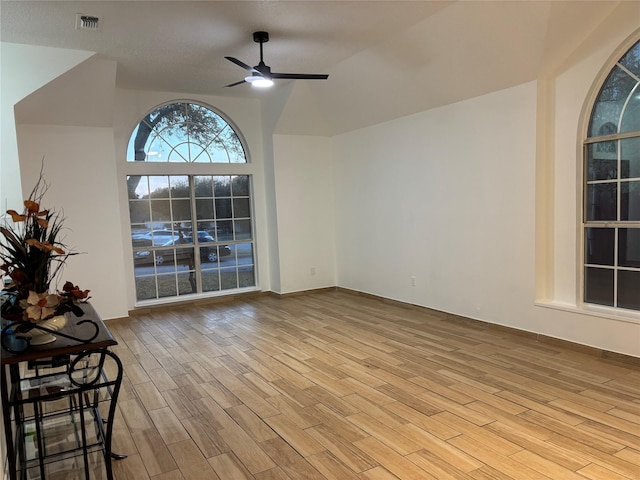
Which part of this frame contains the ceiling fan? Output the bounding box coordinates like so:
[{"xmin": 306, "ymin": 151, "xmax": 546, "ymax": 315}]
[{"xmin": 225, "ymin": 31, "xmax": 329, "ymax": 88}]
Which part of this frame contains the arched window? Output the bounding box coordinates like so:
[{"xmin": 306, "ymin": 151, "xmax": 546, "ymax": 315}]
[
  {"xmin": 126, "ymin": 102, "xmax": 246, "ymax": 164},
  {"xmin": 125, "ymin": 102, "xmax": 256, "ymax": 303},
  {"xmin": 583, "ymin": 40, "xmax": 640, "ymax": 311}
]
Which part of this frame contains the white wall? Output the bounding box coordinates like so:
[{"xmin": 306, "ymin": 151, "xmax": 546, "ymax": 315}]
[
  {"xmin": 16, "ymin": 125, "xmax": 127, "ymax": 320},
  {"xmin": 273, "ymin": 135, "xmax": 336, "ymax": 292},
  {"xmin": 259, "ymin": 84, "xmax": 296, "ymax": 292},
  {"xmin": 0, "ymin": 43, "xmax": 93, "ymax": 212},
  {"xmin": 333, "ymin": 82, "xmax": 538, "ymax": 330}
]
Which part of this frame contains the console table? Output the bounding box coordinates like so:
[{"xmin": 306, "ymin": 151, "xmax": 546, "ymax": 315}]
[{"xmin": 1, "ymin": 304, "xmax": 125, "ymax": 480}]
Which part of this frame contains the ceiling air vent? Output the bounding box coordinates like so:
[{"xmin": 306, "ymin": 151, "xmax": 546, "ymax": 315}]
[{"xmin": 75, "ymin": 14, "xmax": 101, "ymax": 31}]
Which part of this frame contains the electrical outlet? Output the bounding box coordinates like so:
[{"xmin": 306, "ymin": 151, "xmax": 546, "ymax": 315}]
[
  {"xmin": 310, "ymin": 266, "xmax": 317, "ymax": 276},
  {"xmin": 411, "ymin": 276, "xmax": 416, "ymax": 287}
]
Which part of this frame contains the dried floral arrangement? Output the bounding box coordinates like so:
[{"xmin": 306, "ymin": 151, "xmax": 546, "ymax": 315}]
[{"xmin": 0, "ymin": 175, "xmax": 90, "ymax": 323}]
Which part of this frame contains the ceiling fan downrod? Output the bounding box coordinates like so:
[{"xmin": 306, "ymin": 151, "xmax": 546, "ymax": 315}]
[{"xmin": 254, "ymin": 31, "xmax": 269, "ymax": 67}]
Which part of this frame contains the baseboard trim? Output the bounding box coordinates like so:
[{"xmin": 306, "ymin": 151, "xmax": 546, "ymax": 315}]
[
  {"xmin": 267, "ymin": 287, "xmax": 338, "ymax": 299},
  {"xmin": 126, "ymin": 290, "xmax": 268, "ymax": 317}
]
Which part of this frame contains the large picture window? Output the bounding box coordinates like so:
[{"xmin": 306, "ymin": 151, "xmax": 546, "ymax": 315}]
[
  {"xmin": 583, "ymin": 40, "xmax": 640, "ymax": 311},
  {"xmin": 125, "ymin": 102, "xmax": 256, "ymax": 302}
]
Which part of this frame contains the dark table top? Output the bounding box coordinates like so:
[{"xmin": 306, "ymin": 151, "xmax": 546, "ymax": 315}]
[{"xmin": 1, "ymin": 303, "xmax": 117, "ymax": 365}]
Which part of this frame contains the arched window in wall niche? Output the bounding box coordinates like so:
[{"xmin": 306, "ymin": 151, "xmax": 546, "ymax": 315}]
[
  {"xmin": 124, "ymin": 101, "xmax": 257, "ymax": 303},
  {"xmin": 583, "ymin": 39, "xmax": 640, "ymax": 312}
]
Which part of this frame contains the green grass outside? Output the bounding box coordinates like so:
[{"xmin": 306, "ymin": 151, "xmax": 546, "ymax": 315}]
[{"xmin": 135, "ymin": 269, "xmax": 255, "ymax": 301}]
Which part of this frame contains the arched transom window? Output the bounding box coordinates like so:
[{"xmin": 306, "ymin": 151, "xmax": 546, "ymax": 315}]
[
  {"xmin": 583, "ymin": 40, "xmax": 640, "ymax": 311},
  {"xmin": 126, "ymin": 102, "xmax": 246, "ymax": 164}
]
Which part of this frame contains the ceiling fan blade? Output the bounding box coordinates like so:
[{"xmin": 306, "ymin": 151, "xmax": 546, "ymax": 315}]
[
  {"xmin": 225, "ymin": 56, "xmax": 259, "ymax": 74},
  {"xmin": 224, "ymin": 79, "xmax": 247, "ymax": 88},
  {"xmin": 271, "ymin": 73, "xmax": 329, "ymax": 80},
  {"xmin": 225, "ymin": 33, "xmax": 328, "ymax": 87}
]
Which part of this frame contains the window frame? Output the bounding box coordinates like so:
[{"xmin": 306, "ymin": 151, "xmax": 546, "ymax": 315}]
[
  {"xmin": 123, "ymin": 101, "xmax": 259, "ymax": 306},
  {"xmin": 580, "ymin": 38, "xmax": 640, "ymax": 314}
]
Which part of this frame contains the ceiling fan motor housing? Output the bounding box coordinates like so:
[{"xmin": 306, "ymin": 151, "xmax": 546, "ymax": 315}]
[{"xmin": 253, "ymin": 31, "xmax": 269, "ymax": 43}]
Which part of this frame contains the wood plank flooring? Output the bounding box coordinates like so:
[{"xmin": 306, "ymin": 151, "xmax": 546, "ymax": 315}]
[{"xmin": 69, "ymin": 290, "xmax": 640, "ymax": 478}]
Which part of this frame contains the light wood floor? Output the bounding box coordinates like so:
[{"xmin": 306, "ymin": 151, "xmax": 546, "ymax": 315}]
[{"xmin": 96, "ymin": 290, "xmax": 640, "ymax": 479}]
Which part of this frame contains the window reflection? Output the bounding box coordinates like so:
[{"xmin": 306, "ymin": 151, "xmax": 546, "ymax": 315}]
[
  {"xmin": 587, "ymin": 142, "xmax": 617, "ymax": 181},
  {"xmin": 585, "ymin": 184, "xmax": 617, "ymax": 221},
  {"xmin": 589, "ymin": 66, "xmax": 637, "ymax": 138},
  {"xmin": 619, "ymin": 229, "xmax": 640, "ymax": 268},
  {"xmin": 620, "ymin": 181, "xmax": 640, "ymax": 221},
  {"xmin": 584, "ymin": 268, "xmax": 614, "ymax": 306},
  {"xmin": 619, "ymin": 41, "xmax": 640, "ymax": 76},
  {"xmin": 620, "ymin": 92, "xmax": 640, "ymax": 133},
  {"xmin": 618, "ymin": 271, "xmax": 640, "ymax": 309},
  {"xmin": 585, "ymin": 228, "xmax": 615, "ymax": 265},
  {"xmin": 621, "ymin": 137, "xmax": 640, "ymax": 179}
]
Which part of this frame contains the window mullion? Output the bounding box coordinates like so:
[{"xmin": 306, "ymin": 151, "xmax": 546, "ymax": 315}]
[
  {"xmin": 190, "ymin": 176, "xmax": 203, "ymax": 294},
  {"xmin": 583, "ymin": 130, "xmax": 640, "ymax": 144},
  {"xmin": 613, "ymin": 228, "xmax": 619, "ymax": 307}
]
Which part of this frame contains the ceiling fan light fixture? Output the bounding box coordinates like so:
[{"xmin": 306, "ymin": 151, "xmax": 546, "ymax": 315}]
[{"xmin": 245, "ymin": 75, "xmax": 274, "ymax": 88}]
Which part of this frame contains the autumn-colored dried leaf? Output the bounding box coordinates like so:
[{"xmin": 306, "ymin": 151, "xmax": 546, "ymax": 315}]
[
  {"xmin": 6, "ymin": 210, "xmax": 26, "ymax": 222},
  {"xmin": 9, "ymin": 269, "xmax": 27, "ymax": 283},
  {"xmin": 36, "ymin": 218, "xmax": 49, "ymax": 228},
  {"xmin": 62, "ymin": 281, "xmax": 91, "ymax": 300},
  {"xmin": 24, "ymin": 238, "xmax": 65, "ymax": 254},
  {"xmin": 24, "ymin": 200, "xmax": 40, "ymax": 213}
]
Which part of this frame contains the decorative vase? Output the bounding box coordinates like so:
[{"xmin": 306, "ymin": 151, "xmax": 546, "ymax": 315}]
[{"xmin": 16, "ymin": 315, "xmax": 68, "ymax": 345}]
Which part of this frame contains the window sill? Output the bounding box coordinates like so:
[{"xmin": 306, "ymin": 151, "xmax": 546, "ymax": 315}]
[
  {"xmin": 131, "ymin": 287, "xmax": 262, "ymax": 312},
  {"xmin": 534, "ymin": 300, "xmax": 640, "ymax": 325}
]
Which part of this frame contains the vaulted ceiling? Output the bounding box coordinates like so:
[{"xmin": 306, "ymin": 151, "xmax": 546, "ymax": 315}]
[{"xmin": 1, "ymin": 1, "xmax": 627, "ymax": 135}]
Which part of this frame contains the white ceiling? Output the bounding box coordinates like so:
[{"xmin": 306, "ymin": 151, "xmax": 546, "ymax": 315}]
[{"xmin": 0, "ymin": 1, "xmax": 627, "ymax": 134}]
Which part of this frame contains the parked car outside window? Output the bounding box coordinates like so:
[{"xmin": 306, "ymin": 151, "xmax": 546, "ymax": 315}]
[{"xmin": 133, "ymin": 230, "xmax": 231, "ymax": 265}]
